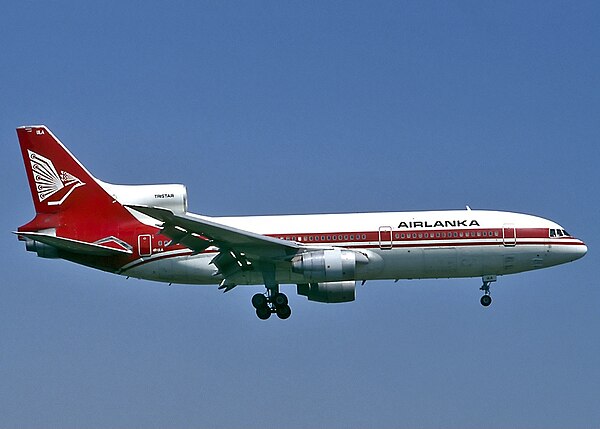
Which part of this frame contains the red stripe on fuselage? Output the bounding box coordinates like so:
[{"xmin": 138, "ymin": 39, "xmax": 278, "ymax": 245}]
[
  {"xmin": 121, "ymin": 227, "xmax": 580, "ymax": 271},
  {"xmin": 266, "ymin": 227, "xmax": 556, "ymax": 244}
]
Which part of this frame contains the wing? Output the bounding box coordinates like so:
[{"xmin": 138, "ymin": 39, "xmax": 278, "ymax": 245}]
[
  {"xmin": 126, "ymin": 205, "xmax": 302, "ymax": 289},
  {"xmin": 127, "ymin": 205, "xmax": 301, "ymax": 255}
]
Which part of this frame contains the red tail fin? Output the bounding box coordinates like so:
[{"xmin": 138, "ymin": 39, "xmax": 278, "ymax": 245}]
[
  {"xmin": 17, "ymin": 125, "xmax": 135, "ymax": 239},
  {"xmin": 18, "ymin": 125, "xmax": 104, "ymax": 214}
]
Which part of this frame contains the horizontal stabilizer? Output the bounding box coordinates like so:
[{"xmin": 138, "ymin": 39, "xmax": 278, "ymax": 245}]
[{"xmin": 15, "ymin": 232, "xmax": 133, "ymax": 256}]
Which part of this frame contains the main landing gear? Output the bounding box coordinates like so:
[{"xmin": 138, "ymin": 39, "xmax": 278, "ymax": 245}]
[
  {"xmin": 252, "ymin": 289, "xmax": 291, "ymax": 320},
  {"xmin": 479, "ymin": 275, "xmax": 497, "ymax": 307}
]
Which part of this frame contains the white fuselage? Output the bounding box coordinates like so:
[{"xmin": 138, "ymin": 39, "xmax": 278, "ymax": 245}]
[{"xmin": 122, "ymin": 209, "xmax": 587, "ymax": 286}]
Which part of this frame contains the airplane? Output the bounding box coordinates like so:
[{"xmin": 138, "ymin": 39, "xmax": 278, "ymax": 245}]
[{"xmin": 15, "ymin": 125, "xmax": 587, "ymax": 320}]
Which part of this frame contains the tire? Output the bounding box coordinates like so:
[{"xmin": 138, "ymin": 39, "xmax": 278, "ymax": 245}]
[
  {"xmin": 480, "ymin": 295, "xmax": 492, "ymax": 307},
  {"xmin": 272, "ymin": 292, "xmax": 288, "ymax": 307},
  {"xmin": 252, "ymin": 293, "xmax": 268, "ymax": 309},
  {"xmin": 256, "ymin": 306, "xmax": 272, "ymax": 320},
  {"xmin": 276, "ymin": 304, "xmax": 292, "ymax": 320}
]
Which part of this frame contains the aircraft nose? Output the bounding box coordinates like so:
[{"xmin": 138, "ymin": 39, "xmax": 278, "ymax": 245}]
[
  {"xmin": 550, "ymin": 238, "xmax": 587, "ymax": 266},
  {"xmin": 567, "ymin": 239, "xmax": 588, "ymax": 262},
  {"xmin": 576, "ymin": 241, "xmax": 588, "ymax": 259}
]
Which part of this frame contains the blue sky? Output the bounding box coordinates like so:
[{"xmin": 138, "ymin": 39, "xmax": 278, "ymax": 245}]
[{"xmin": 1, "ymin": 1, "xmax": 599, "ymax": 427}]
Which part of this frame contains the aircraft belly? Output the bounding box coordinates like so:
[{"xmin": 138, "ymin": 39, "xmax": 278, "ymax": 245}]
[
  {"xmin": 124, "ymin": 253, "xmax": 219, "ymax": 285},
  {"xmin": 374, "ymin": 247, "xmax": 486, "ymax": 279},
  {"xmin": 500, "ymin": 244, "xmax": 554, "ymax": 274},
  {"xmin": 372, "ymin": 245, "xmax": 527, "ymax": 280},
  {"xmin": 122, "ymin": 244, "xmax": 563, "ymax": 285},
  {"xmin": 374, "ymin": 248, "xmax": 425, "ymax": 279}
]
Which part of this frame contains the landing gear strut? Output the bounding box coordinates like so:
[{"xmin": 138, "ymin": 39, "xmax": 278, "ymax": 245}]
[
  {"xmin": 479, "ymin": 275, "xmax": 496, "ymax": 307},
  {"xmin": 252, "ymin": 289, "xmax": 291, "ymax": 320}
]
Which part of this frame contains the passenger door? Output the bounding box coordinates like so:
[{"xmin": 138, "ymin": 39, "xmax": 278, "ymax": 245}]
[
  {"xmin": 378, "ymin": 226, "xmax": 393, "ymax": 250},
  {"xmin": 502, "ymin": 224, "xmax": 516, "ymax": 247}
]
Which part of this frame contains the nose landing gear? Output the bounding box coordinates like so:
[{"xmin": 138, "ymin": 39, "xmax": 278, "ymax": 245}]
[
  {"xmin": 252, "ymin": 289, "xmax": 291, "ymax": 320},
  {"xmin": 479, "ymin": 275, "xmax": 497, "ymax": 307}
]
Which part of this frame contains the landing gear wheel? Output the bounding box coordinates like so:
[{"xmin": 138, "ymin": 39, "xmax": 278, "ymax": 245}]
[
  {"xmin": 252, "ymin": 293, "xmax": 268, "ymax": 309},
  {"xmin": 272, "ymin": 292, "xmax": 288, "ymax": 307},
  {"xmin": 480, "ymin": 295, "xmax": 492, "ymax": 307},
  {"xmin": 479, "ymin": 276, "xmax": 496, "ymax": 308},
  {"xmin": 276, "ymin": 304, "xmax": 292, "ymax": 320},
  {"xmin": 256, "ymin": 306, "xmax": 272, "ymax": 320},
  {"xmin": 252, "ymin": 287, "xmax": 292, "ymax": 320}
]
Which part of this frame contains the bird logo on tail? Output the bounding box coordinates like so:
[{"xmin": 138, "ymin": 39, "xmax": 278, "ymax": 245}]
[{"xmin": 28, "ymin": 149, "xmax": 85, "ymax": 205}]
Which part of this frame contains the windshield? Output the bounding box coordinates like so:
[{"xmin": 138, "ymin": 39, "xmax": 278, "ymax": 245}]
[{"xmin": 549, "ymin": 228, "xmax": 571, "ymax": 238}]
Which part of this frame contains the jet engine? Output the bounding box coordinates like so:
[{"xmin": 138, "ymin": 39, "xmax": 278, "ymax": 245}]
[
  {"xmin": 99, "ymin": 182, "xmax": 188, "ymax": 214},
  {"xmin": 25, "ymin": 239, "xmax": 59, "ymax": 258},
  {"xmin": 297, "ymin": 281, "xmax": 356, "ymax": 303},
  {"xmin": 291, "ymin": 248, "xmax": 357, "ymax": 282}
]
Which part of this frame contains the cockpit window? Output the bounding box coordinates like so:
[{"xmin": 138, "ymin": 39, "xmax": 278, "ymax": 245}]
[{"xmin": 550, "ymin": 228, "xmax": 571, "ymax": 238}]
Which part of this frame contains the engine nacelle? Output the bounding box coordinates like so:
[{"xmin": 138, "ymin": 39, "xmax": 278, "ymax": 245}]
[
  {"xmin": 25, "ymin": 239, "xmax": 59, "ymax": 259},
  {"xmin": 297, "ymin": 281, "xmax": 356, "ymax": 303},
  {"xmin": 99, "ymin": 181, "xmax": 188, "ymax": 214},
  {"xmin": 292, "ymin": 249, "xmax": 356, "ymax": 282}
]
